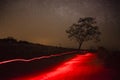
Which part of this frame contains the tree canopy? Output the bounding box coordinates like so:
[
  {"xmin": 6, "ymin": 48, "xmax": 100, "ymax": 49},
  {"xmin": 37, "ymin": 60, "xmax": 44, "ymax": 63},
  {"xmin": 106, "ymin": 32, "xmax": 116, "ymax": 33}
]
[{"xmin": 66, "ymin": 17, "xmax": 101, "ymax": 49}]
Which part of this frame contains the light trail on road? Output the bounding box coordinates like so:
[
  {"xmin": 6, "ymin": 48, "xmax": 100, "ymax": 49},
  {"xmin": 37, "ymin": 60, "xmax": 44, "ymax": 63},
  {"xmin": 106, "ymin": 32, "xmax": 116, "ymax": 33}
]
[
  {"xmin": 0, "ymin": 51, "xmax": 77, "ymax": 65},
  {"xmin": 14, "ymin": 53, "xmax": 112, "ymax": 80}
]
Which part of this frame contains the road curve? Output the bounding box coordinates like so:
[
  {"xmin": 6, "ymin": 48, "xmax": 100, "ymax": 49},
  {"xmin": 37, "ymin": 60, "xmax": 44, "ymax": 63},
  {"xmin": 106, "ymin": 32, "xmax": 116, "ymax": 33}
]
[{"xmin": 15, "ymin": 53, "xmax": 112, "ymax": 80}]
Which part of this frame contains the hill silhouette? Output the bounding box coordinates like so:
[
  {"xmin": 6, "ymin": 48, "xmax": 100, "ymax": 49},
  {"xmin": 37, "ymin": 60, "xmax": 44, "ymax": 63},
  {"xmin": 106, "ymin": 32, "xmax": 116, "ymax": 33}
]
[{"xmin": 0, "ymin": 37, "xmax": 75, "ymax": 61}]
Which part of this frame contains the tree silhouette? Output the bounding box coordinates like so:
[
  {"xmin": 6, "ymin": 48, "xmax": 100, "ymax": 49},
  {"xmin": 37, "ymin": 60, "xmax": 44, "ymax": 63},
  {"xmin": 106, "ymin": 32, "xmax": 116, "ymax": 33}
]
[{"xmin": 66, "ymin": 17, "xmax": 101, "ymax": 50}]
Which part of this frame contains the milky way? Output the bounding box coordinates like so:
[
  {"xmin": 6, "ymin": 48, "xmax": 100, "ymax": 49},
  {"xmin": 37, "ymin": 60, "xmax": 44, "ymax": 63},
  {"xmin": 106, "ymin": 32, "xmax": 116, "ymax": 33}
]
[{"xmin": 0, "ymin": 0, "xmax": 119, "ymax": 49}]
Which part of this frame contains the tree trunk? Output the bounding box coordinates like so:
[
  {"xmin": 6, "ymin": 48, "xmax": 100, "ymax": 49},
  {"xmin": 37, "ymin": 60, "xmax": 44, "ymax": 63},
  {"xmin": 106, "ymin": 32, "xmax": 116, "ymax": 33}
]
[{"xmin": 78, "ymin": 42, "xmax": 83, "ymax": 50}]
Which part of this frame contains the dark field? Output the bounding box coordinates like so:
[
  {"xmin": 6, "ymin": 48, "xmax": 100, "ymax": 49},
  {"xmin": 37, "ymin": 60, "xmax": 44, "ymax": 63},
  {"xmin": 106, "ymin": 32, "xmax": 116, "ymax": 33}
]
[{"xmin": 0, "ymin": 38, "xmax": 120, "ymax": 80}]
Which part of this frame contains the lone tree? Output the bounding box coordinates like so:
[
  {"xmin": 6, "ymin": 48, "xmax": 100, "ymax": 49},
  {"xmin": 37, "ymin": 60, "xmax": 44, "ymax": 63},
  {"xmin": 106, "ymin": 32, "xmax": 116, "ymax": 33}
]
[{"xmin": 66, "ymin": 17, "xmax": 101, "ymax": 50}]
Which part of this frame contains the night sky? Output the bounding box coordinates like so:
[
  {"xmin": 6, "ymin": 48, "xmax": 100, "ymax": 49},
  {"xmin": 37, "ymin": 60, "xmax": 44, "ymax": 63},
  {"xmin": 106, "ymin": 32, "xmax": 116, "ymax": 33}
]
[{"xmin": 0, "ymin": 0, "xmax": 119, "ymax": 49}]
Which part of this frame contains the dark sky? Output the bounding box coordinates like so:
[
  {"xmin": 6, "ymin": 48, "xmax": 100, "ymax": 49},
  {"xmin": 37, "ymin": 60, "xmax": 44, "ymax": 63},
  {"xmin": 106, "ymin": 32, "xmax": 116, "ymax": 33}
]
[{"xmin": 0, "ymin": 0, "xmax": 120, "ymax": 49}]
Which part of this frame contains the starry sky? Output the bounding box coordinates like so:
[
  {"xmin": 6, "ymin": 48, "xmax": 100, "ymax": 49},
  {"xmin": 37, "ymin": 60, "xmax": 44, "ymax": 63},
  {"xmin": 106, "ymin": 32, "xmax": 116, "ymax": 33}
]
[{"xmin": 0, "ymin": 0, "xmax": 120, "ymax": 49}]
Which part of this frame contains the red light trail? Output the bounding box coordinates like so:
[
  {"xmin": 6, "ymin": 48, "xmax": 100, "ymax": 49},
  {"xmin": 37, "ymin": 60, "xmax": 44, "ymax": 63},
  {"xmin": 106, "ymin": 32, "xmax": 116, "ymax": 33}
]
[
  {"xmin": 0, "ymin": 51, "xmax": 77, "ymax": 65},
  {"xmin": 14, "ymin": 53, "xmax": 112, "ymax": 80}
]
